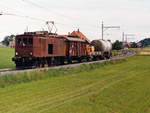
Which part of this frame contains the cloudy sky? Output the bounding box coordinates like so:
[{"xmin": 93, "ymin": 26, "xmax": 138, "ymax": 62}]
[{"xmin": 0, "ymin": 0, "xmax": 149, "ymax": 42}]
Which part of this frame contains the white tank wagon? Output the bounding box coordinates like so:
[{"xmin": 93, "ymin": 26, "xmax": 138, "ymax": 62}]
[
  {"xmin": 91, "ymin": 40, "xmax": 112, "ymax": 52},
  {"xmin": 91, "ymin": 40, "xmax": 112, "ymax": 58}
]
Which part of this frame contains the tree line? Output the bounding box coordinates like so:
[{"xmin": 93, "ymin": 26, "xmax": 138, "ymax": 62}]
[
  {"xmin": 112, "ymin": 40, "xmax": 140, "ymax": 50},
  {"xmin": 1, "ymin": 35, "xmax": 15, "ymax": 46},
  {"xmin": 139, "ymin": 38, "xmax": 150, "ymax": 47}
]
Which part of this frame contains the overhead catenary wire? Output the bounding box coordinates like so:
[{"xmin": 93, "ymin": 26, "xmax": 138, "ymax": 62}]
[
  {"xmin": 0, "ymin": 11, "xmax": 79, "ymax": 29},
  {"xmin": 22, "ymin": 0, "xmax": 47, "ymax": 10},
  {"xmin": 21, "ymin": 0, "xmax": 100, "ymax": 28},
  {"xmin": 21, "ymin": 0, "xmax": 76, "ymax": 20},
  {"xmin": 0, "ymin": 12, "xmax": 46, "ymax": 22},
  {"xmin": 0, "ymin": 1, "xmax": 46, "ymax": 22},
  {"xmin": 0, "ymin": 1, "xmax": 26, "ymax": 16},
  {"xmin": 0, "ymin": 0, "xmax": 100, "ymax": 29}
]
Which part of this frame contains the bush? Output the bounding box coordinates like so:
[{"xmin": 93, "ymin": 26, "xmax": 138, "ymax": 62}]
[{"xmin": 113, "ymin": 40, "xmax": 123, "ymax": 50}]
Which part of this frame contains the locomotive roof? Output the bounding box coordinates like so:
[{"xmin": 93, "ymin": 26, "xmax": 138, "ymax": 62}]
[{"xmin": 16, "ymin": 32, "xmax": 86, "ymax": 42}]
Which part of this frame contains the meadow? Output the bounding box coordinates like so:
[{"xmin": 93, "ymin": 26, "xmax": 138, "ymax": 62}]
[
  {"xmin": 0, "ymin": 47, "xmax": 15, "ymax": 69},
  {"xmin": 0, "ymin": 55, "xmax": 150, "ymax": 113},
  {"xmin": 138, "ymin": 48, "xmax": 150, "ymax": 56}
]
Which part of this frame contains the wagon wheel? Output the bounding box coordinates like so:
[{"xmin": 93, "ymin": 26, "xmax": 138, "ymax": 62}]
[
  {"xmin": 78, "ymin": 58, "xmax": 82, "ymax": 63},
  {"xmin": 86, "ymin": 57, "xmax": 90, "ymax": 62}
]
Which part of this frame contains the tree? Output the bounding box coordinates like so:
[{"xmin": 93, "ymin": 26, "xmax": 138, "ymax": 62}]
[
  {"xmin": 139, "ymin": 38, "xmax": 150, "ymax": 47},
  {"xmin": 1, "ymin": 35, "xmax": 15, "ymax": 46},
  {"xmin": 112, "ymin": 40, "xmax": 123, "ymax": 50}
]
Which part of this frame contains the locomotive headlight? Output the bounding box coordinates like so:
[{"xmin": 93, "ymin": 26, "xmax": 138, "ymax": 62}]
[
  {"xmin": 16, "ymin": 52, "xmax": 18, "ymax": 56},
  {"xmin": 30, "ymin": 52, "xmax": 33, "ymax": 55}
]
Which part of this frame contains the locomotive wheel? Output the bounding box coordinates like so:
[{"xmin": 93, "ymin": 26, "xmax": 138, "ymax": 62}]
[
  {"xmin": 36, "ymin": 61, "xmax": 41, "ymax": 68},
  {"xmin": 47, "ymin": 58, "xmax": 52, "ymax": 67},
  {"xmin": 86, "ymin": 57, "xmax": 90, "ymax": 62},
  {"xmin": 68, "ymin": 59, "xmax": 72, "ymax": 64},
  {"xmin": 16, "ymin": 62, "xmax": 22, "ymax": 68},
  {"xmin": 60, "ymin": 59, "xmax": 65, "ymax": 65},
  {"xmin": 53, "ymin": 58, "xmax": 60, "ymax": 66}
]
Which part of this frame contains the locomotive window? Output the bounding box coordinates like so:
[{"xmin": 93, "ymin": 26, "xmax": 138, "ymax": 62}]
[
  {"xmin": 48, "ymin": 44, "xmax": 53, "ymax": 54},
  {"xmin": 29, "ymin": 38, "xmax": 33, "ymax": 44},
  {"xmin": 17, "ymin": 38, "xmax": 21, "ymax": 44},
  {"xmin": 23, "ymin": 38, "xmax": 27, "ymax": 44}
]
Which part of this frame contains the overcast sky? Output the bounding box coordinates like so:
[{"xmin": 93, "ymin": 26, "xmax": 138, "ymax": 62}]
[{"xmin": 0, "ymin": 0, "xmax": 149, "ymax": 42}]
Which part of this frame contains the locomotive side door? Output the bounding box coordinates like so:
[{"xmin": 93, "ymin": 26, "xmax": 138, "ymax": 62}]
[{"xmin": 39, "ymin": 37, "xmax": 46, "ymax": 57}]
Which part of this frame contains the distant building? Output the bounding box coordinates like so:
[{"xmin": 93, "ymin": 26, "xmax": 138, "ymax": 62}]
[
  {"xmin": 122, "ymin": 42, "xmax": 133, "ymax": 48},
  {"xmin": 137, "ymin": 42, "xmax": 142, "ymax": 47},
  {"xmin": 70, "ymin": 29, "xmax": 91, "ymax": 44},
  {"xmin": 9, "ymin": 41, "xmax": 15, "ymax": 48},
  {"xmin": 123, "ymin": 42, "xmax": 142, "ymax": 48}
]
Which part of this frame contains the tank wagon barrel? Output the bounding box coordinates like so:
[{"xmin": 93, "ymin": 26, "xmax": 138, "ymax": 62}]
[
  {"xmin": 91, "ymin": 40, "xmax": 112, "ymax": 52},
  {"xmin": 90, "ymin": 40, "xmax": 112, "ymax": 59}
]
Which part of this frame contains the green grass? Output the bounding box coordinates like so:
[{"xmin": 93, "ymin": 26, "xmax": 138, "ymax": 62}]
[
  {"xmin": 112, "ymin": 51, "xmax": 122, "ymax": 56},
  {"xmin": 0, "ymin": 47, "xmax": 15, "ymax": 69},
  {"xmin": 0, "ymin": 56, "xmax": 150, "ymax": 113}
]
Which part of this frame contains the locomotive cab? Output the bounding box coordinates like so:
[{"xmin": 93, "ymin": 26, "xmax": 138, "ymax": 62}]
[{"xmin": 12, "ymin": 33, "xmax": 35, "ymax": 68}]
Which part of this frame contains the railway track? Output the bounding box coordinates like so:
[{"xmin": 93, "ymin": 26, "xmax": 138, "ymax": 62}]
[{"xmin": 0, "ymin": 52, "xmax": 136, "ymax": 76}]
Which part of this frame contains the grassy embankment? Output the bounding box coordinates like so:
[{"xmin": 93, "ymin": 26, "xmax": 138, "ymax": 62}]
[
  {"xmin": 0, "ymin": 54, "xmax": 150, "ymax": 113},
  {"xmin": 0, "ymin": 47, "xmax": 15, "ymax": 69}
]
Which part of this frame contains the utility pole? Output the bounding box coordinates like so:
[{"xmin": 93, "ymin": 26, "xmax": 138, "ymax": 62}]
[
  {"xmin": 102, "ymin": 21, "xmax": 104, "ymax": 40},
  {"xmin": 123, "ymin": 33, "xmax": 134, "ymax": 42},
  {"xmin": 101, "ymin": 21, "xmax": 120, "ymax": 40},
  {"xmin": 122, "ymin": 32, "xmax": 125, "ymax": 42}
]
